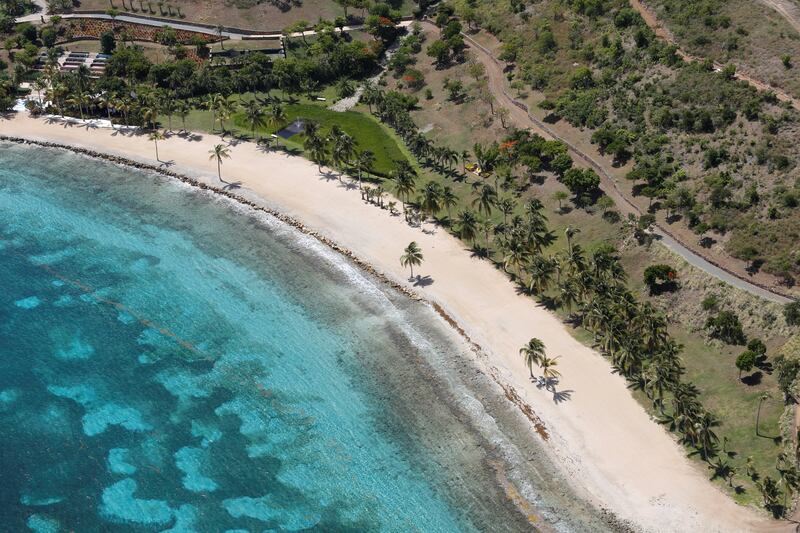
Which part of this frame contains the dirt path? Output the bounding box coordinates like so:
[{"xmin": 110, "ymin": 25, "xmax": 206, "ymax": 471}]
[
  {"xmin": 629, "ymin": 0, "xmax": 800, "ymax": 111},
  {"xmin": 420, "ymin": 20, "xmax": 795, "ymax": 303},
  {"xmin": 757, "ymin": 0, "xmax": 800, "ymax": 34}
]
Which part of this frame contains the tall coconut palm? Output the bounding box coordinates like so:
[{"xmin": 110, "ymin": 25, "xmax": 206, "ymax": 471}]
[
  {"xmin": 756, "ymin": 392, "xmax": 771, "ymax": 437},
  {"xmin": 503, "ymin": 237, "xmax": 529, "ymax": 278},
  {"xmin": 519, "ymin": 338, "xmax": 546, "ymax": 378},
  {"xmin": 141, "ymin": 103, "xmax": 159, "ymax": 130},
  {"xmin": 161, "ymin": 94, "xmax": 177, "ymax": 132},
  {"xmin": 400, "ymin": 241, "xmax": 424, "ymax": 279},
  {"xmin": 175, "ymin": 100, "xmax": 190, "ymax": 132},
  {"xmin": 471, "ymin": 183, "xmax": 497, "ymax": 217},
  {"xmin": 268, "ymin": 102, "xmax": 287, "ymax": 131},
  {"xmin": 203, "ymin": 93, "xmax": 224, "ymax": 132},
  {"xmin": 243, "ymin": 99, "xmax": 265, "ymax": 140},
  {"xmin": 391, "ymin": 161, "xmax": 417, "ymax": 220},
  {"xmin": 539, "ymin": 355, "xmax": 561, "ymax": 381},
  {"xmin": 441, "ymin": 185, "xmax": 458, "ymax": 221},
  {"xmin": 208, "ymin": 143, "xmax": 231, "ymax": 182},
  {"xmin": 355, "ymin": 150, "xmax": 375, "ymax": 190},
  {"xmin": 565, "ymin": 225, "xmax": 581, "ymax": 255},
  {"xmin": 149, "ymin": 129, "xmax": 165, "ymax": 161},
  {"xmin": 97, "ymin": 91, "xmax": 116, "ymax": 122},
  {"xmin": 498, "ymin": 197, "xmax": 516, "ymax": 224},
  {"xmin": 304, "ymin": 129, "xmax": 328, "ymax": 171},
  {"xmin": 456, "ymin": 209, "xmax": 478, "ymax": 244},
  {"xmin": 66, "ymin": 94, "xmax": 86, "ymax": 120},
  {"xmin": 419, "ymin": 181, "xmax": 443, "ymax": 221},
  {"xmin": 331, "ymin": 127, "xmax": 356, "ymax": 173},
  {"xmin": 216, "ymin": 97, "xmax": 238, "ymax": 135}
]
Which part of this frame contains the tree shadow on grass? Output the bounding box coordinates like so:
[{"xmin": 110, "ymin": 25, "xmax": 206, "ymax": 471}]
[{"xmin": 740, "ymin": 371, "xmax": 763, "ymax": 386}]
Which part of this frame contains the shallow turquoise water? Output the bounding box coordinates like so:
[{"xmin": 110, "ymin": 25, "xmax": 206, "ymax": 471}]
[{"xmin": 0, "ymin": 143, "xmax": 607, "ymax": 532}]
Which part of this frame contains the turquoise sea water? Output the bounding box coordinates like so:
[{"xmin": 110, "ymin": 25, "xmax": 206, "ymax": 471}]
[{"xmin": 0, "ymin": 143, "xmax": 608, "ymax": 532}]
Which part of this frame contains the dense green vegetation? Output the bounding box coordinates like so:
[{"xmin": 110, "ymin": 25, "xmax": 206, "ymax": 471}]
[
  {"xmin": 4, "ymin": 0, "xmax": 800, "ymax": 517},
  {"xmin": 379, "ymin": 2, "xmax": 800, "ymax": 514},
  {"xmin": 452, "ymin": 0, "xmax": 800, "ymax": 287}
]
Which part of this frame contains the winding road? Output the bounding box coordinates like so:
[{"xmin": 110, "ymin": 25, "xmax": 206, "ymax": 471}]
[
  {"xmin": 419, "ymin": 20, "xmax": 795, "ymax": 304},
  {"xmin": 12, "ymin": 5, "xmax": 796, "ymax": 302}
]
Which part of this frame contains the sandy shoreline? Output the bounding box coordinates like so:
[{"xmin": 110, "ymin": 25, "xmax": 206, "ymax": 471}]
[{"xmin": 0, "ymin": 113, "xmax": 780, "ymax": 532}]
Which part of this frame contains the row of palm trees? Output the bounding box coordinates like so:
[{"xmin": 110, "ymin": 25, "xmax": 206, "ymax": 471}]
[{"xmin": 355, "ymin": 80, "xmax": 800, "ymax": 512}]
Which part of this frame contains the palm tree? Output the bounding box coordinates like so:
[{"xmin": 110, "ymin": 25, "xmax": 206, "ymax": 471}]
[
  {"xmin": 539, "ymin": 355, "xmax": 561, "ymax": 381},
  {"xmin": 66, "ymin": 94, "xmax": 85, "ymax": 120},
  {"xmin": 304, "ymin": 129, "xmax": 329, "ymax": 171},
  {"xmin": 400, "ymin": 241, "xmax": 424, "ymax": 279},
  {"xmin": 331, "ymin": 127, "xmax": 356, "ymax": 174},
  {"xmin": 362, "ymin": 81, "xmax": 382, "ymax": 114},
  {"xmin": 456, "ymin": 209, "xmax": 478, "ymax": 244},
  {"xmin": 391, "ymin": 161, "xmax": 417, "ymax": 220},
  {"xmin": 203, "ymin": 93, "xmax": 223, "ymax": 132},
  {"xmin": 216, "ymin": 97, "xmax": 238, "ymax": 135},
  {"xmin": 519, "ymin": 338, "xmax": 546, "ymax": 378},
  {"xmin": 471, "ymin": 184, "xmax": 497, "ymax": 217},
  {"xmin": 565, "ymin": 225, "xmax": 581, "ymax": 255},
  {"xmin": 97, "ymin": 91, "xmax": 116, "ymax": 122},
  {"xmin": 419, "ymin": 181, "xmax": 443, "ymax": 221},
  {"xmin": 268, "ymin": 103, "xmax": 287, "ymax": 131},
  {"xmin": 208, "ymin": 144, "xmax": 231, "ymax": 182},
  {"xmin": 175, "ymin": 100, "xmax": 190, "ymax": 132},
  {"xmin": 161, "ymin": 95, "xmax": 176, "ymax": 132},
  {"xmin": 441, "ymin": 186, "xmax": 458, "ymax": 221},
  {"xmin": 141, "ymin": 103, "xmax": 159, "ymax": 130},
  {"xmin": 498, "ymin": 197, "xmax": 515, "ymax": 224},
  {"xmin": 503, "ymin": 237, "xmax": 529, "ymax": 278},
  {"xmin": 149, "ymin": 129, "xmax": 165, "ymax": 161},
  {"xmin": 355, "ymin": 150, "xmax": 375, "ymax": 190},
  {"xmin": 244, "ymin": 99, "xmax": 265, "ymax": 140}
]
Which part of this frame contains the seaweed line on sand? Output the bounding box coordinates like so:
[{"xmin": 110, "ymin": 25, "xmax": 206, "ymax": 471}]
[{"xmin": 1, "ymin": 135, "xmax": 642, "ymax": 532}]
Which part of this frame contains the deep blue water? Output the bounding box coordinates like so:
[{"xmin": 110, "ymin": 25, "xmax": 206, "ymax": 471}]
[{"xmin": 0, "ymin": 143, "xmax": 607, "ymax": 532}]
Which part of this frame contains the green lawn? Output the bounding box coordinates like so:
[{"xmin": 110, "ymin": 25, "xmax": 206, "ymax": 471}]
[
  {"xmin": 177, "ymin": 91, "xmax": 410, "ymax": 177},
  {"xmin": 232, "ymin": 103, "xmax": 409, "ymax": 176}
]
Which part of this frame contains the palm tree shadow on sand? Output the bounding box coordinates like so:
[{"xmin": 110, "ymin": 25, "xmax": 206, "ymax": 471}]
[
  {"xmin": 535, "ymin": 376, "xmax": 573, "ymax": 403},
  {"xmin": 412, "ymin": 275, "xmax": 434, "ymax": 287}
]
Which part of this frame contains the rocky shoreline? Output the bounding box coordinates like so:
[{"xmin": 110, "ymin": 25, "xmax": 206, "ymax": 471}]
[{"xmin": 1, "ymin": 135, "xmax": 639, "ymax": 532}]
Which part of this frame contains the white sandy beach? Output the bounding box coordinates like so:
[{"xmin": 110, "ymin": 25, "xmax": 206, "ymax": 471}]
[{"xmin": 0, "ymin": 112, "xmax": 783, "ymax": 532}]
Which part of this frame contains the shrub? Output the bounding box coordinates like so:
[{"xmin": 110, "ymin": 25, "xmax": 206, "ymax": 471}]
[
  {"xmin": 706, "ymin": 310, "xmax": 747, "ymax": 345},
  {"xmin": 775, "ymin": 355, "xmax": 800, "ymax": 400},
  {"xmin": 560, "ymin": 167, "xmax": 600, "ymax": 200},
  {"xmin": 785, "ymin": 301, "xmax": 800, "ymax": 326},
  {"xmin": 747, "ymin": 338, "xmax": 767, "ymax": 356},
  {"xmin": 100, "ymin": 30, "xmax": 116, "ymax": 55},
  {"xmin": 736, "ymin": 350, "xmax": 756, "ymax": 379},
  {"xmin": 402, "ymin": 68, "xmax": 425, "ymax": 91},
  {"xmin": 643, "ymin": 264, "xmax": 678, "ymax": 294}
]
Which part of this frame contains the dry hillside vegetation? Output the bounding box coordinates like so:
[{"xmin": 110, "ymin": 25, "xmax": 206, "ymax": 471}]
[
  {"xmin": 449, "ymin": 0, "xmax": 800, "ymax": 287},
  {"xmin": 645, "ymin": 0, "xmax": 800, "ymax": 100}
]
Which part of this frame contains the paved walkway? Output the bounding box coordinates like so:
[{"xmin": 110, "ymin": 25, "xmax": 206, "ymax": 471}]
[{"xmin": 15, "ymin": 9, "xmax": 412, "ymax": 40}]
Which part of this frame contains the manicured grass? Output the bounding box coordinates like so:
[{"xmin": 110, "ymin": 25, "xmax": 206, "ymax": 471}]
[{"xmin": 232, "ymin": 103, "xmax": 409, "ymax": 176}]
